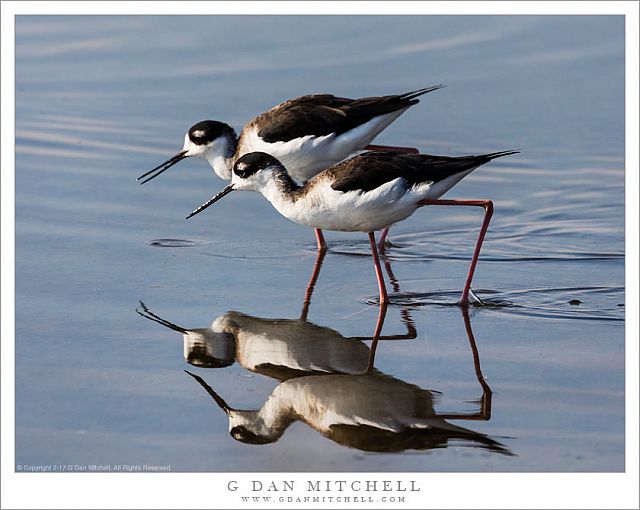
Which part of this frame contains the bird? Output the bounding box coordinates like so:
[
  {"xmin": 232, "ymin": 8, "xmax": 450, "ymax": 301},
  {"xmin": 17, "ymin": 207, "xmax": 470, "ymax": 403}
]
[
  {"xmin": 185, "ymin": 149, "xmax": 519, "ymax": 306},
  {"xmin": 184, "ymin": 370, "xmax": 511, "ymax": 454},
  {"xmin": 136, "ymin": 86, "xmax": 444, "ymax": 250}
]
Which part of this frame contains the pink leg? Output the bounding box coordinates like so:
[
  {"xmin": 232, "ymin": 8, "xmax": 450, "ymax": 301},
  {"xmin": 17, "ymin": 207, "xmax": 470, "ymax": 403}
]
[
  {"xmin": 368, "ymin": 232, "xmax": 389, "ymax": 305},
  {"xmin": 314, "ymin": 228, "xmax": 327, "ymax": 252},
  {"xmin": 365, "ymin": 144, "xmax": 419, "ymax": 154},
  {"xmin": 417, "ymin": 199, "xmax": 494, "ymax": 307},
  {"xmin": 300, "ymin": 248, "xmax": 326, "ymax": 321},
  {"xmin": 378, "ymin": 227, "xmax": 391, "ymax": 252}
]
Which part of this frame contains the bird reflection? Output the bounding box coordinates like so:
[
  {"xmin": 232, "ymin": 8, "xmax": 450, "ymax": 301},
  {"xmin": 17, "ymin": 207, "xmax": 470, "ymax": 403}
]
[
  {"xmin": 137, "ymin": 245, "xmax": 415, "ymax": 376},
  {"xmin": 137, "ymin": 301, "xmax": 416, "ymax": 378},
  {"xmin": 137, "ymin": 249, "xmax": 508, "ymax": 454},
  {"xmin": 136, "ymin": 302, "xmax": 236, "ymax": 368},
  {"xmin": 183, "ymin": 307, "xmax": 510, "ymax": 455}
]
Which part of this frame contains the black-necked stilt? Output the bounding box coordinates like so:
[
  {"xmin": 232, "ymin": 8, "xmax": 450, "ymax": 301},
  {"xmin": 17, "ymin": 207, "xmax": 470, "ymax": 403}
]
[
  {"xmin": 137, "ymin": 86, "xmax": 443, "ymax": 249},
  {"xmin": 184, "ymin": 369, "xmax": 511, "ymax": 454},
  {"xmin": 186, "ymin": 150, "xmax": 519, "ymax": 307}
]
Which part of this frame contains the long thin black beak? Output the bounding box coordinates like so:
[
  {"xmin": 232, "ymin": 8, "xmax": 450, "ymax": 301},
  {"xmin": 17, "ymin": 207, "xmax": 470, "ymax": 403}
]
[
  {"xmin": 185, "ymin": 370, "xmax": 232, "ymax": 414},
  {"xmin": 186, "ymin": 184, "xmax": 235, "ymax": 219},
  {"xmin": 137, "ymin": 150, "xmax": 188, "ymax": 185}
]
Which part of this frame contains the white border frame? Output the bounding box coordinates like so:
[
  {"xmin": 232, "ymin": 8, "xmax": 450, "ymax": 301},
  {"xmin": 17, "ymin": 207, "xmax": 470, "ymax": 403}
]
[{"xmin": 2, "ymin": 2, "xmax": 638, "ymax": 509}]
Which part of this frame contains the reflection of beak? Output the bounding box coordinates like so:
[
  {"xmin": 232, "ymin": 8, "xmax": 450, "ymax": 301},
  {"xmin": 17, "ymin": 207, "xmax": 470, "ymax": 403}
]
[
  {"xmin": 186, "ymin": 184, "xmax": 235, "ymax": 219},
  {"xmin": 185, "ymin": 370, "xmax": 232, "ymax": 414},
  {"xmin": 137, "ymin": 150, "xmax": 188, "ymax": 184},
  {"xmin": 135, "ymin": 301, "xmax": 188, "ymax": 334}
]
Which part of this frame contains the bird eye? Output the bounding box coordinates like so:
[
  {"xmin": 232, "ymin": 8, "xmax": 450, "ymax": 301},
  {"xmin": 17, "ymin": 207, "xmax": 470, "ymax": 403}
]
[
  {"xmin": 233, "ymin": 152, "xmax": 278, "ymax": 179},
  {"xmin": 229, "ymin": 425, "xmax": 271, "ymax": 445},
  {"xmin": 234, "ymin": 163, "xmax": 250, "ymax": 178},
  {"xmin": 188, "ymin": 121, "xmax": 229, "ymax": 145}
]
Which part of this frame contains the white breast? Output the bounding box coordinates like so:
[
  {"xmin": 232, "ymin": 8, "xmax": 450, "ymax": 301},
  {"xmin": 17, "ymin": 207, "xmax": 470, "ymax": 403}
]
[{"xmin": 239, "ymin": 109, "xmax": 409, "ymax": 182}]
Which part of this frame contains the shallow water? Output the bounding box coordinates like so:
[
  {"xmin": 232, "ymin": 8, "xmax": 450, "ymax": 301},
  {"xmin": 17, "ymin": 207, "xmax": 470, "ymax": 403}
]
[{"xmin": 15, "ymin": 15, "xmax": 624, "ymax": 471}]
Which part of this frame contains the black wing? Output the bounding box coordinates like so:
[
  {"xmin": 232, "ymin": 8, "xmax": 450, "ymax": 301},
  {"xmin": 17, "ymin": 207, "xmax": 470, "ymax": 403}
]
[
  {"xmin": 328, "ymin": 423, "xmax": 512, "ymax": 454},
  {"xmin": 328, "ymin": 151, "xmax": 519, "ymax": 193},
  {"xmin": 255, "ymin": 86, "xmax": 442, "ymax": 143}
]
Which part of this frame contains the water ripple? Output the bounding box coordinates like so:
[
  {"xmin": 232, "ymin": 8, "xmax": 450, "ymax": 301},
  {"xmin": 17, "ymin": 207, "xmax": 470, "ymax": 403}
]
[
  {"xmin": 327, "ymin": 238, "xmax": 623, "ymax": 263},
  {"xmin": 146, "ymin": 238, "xmax": 207, "ymax": 248},
  {"xmin": 367, "ymin": 285, "xmax": 624, "ymax": 324}
]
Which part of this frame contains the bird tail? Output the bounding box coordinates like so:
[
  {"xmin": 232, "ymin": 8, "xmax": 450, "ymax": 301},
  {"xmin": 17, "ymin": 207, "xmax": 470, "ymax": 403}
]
[
  {"xmin": 428, "ymin": 420, "xmax": 515, "ymax": 456},
  {"xmin": 398, "ymin": 85, "xmax": 446, "ymax": 102},
  {"xmin": 482, "ymin": 149, "xmax": 521, "ymax": 160}
]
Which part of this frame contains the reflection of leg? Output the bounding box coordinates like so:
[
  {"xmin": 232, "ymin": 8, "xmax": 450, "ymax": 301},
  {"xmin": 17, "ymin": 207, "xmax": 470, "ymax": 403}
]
[
  {"xmin": 366, "ymin": 303, "xmax": 388, "ymax": 373},
  {"xmin": 365, "ymin": 144, "xmax": 419, "ymax": 154},
  {"xmin": 352, "ymin": 244, "xmax": 418, "ymax": 342},
  {"xmin": 435, "ymin": 307, "xmax": 492, "ymax": 421},
  {"xmin": 417, "ymin": 199, "xmax": 494, "ymax": 307},
  {"xmin": 462, "ymin": 306, "xmax": 492, "ymax": 419},
  {"xmin": 368, "ymin": 232, "xmax": 389, "ymax": 305},
  {"xmin": 314, "ymin": 228, "xmax": 327, "ymax": 252},
  {"xmin": 300, "ymin": 248, "xmax": 327, "ymax": 321},
  {"xmin": 381, "ymin": 250, "xmax": 417, "ymax": 339}
]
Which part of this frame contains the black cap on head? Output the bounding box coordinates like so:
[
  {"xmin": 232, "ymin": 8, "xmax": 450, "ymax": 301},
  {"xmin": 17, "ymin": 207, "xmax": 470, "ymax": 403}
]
[
  {"xmin": 230, "ymin": 425, "xmax": 273, "ymax": 445},
  {"xmin": 188, "ymin": 121, "xmax": 235, "ymax": 145},
  {"xmin": 234, "ymin": 152, "xmax": 283, "ymax": 179},
  {"xmin": 186, "ymin": 348, "xmax": 234, "ymax": 369}
]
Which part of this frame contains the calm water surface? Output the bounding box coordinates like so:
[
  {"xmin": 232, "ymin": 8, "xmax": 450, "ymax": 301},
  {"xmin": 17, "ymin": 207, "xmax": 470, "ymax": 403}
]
[{"xmin": 15, "ymin": 15, "xmax": 624, "ymax": 471}]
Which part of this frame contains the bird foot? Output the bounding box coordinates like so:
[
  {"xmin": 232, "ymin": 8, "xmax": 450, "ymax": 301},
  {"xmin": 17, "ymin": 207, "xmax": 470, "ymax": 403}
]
[
  {"xmin": 468, "ymin": 288, "xmax": 484, "ymax": 305},
  {"xmin": 458, "ymin": 289, "xmax": 484, "ymax": 307},
  {"xmin": 462, "ymin": 289, "xmax": 484, "ymax": 307},
  {"xmin": 378, "ymin": 238, "xmax": 395, "ymax": 252}
]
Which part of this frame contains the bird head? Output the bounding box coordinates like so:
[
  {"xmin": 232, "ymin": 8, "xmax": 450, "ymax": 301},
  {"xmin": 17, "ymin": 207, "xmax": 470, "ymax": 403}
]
[
  {"xmin": 137, "ymin": 120, "xmax": 237, "ymax": 184},
  {"xmin": 185, "ymin": 152, "xmax": 287, "ymax": 219},
  {"xmin": 185, "ymin": 370, "xmax": 278, "ymax": 445}
]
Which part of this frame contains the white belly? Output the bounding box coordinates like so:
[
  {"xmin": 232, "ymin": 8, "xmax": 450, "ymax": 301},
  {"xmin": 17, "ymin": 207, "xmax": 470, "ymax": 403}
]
[{"xmin": 270, "ymin": 178, "xmax": 425, "ymax": 232}]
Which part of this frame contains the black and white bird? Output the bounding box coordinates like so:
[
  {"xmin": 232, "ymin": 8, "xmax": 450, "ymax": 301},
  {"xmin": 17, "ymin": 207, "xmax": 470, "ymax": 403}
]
[
  {"xmin": 185, "ymin": 370, "xmax": 511, "ymax": 454},
  {"xmin": 138, "ymin": 86, "xmax": 441, "ymax": 184},
  {"xmin": 137, "ymin": 86, "xmax": 443, "ymax": 249},
  {"xmin": 186, "ymin": 150, "xmax": 519, "ymax": 306}
]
